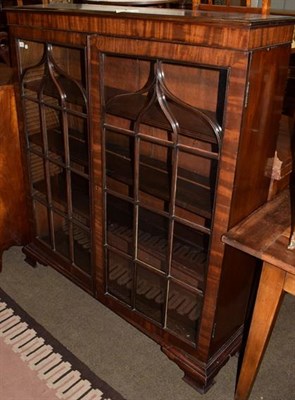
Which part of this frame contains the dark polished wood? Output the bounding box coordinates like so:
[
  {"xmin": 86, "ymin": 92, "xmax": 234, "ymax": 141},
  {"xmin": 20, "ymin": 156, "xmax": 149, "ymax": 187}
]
[
  {"xmin": 5, "ymin": 4, "xmax": 295, "ymax": 393},
  {"xmin": 222, "ymin": 189, "xmax": 295, "ymax": 400},
  {"xmin": 0, "ymin": 32, "xmax": 10, "ymax": 65},
  {"xmin": 0, "ymin": 76, "xmax": 30, "ymax": 270}
]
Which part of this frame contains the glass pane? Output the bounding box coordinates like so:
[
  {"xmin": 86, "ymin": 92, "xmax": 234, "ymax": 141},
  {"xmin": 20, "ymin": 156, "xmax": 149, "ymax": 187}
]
[
  {"xmin": 162, "ymin": 62, "xmax": 219, "ymax": 113},
  {"xmin": 135, "ymin": 265, "xmax": 165, "ymax": 324},
  {"xmin": 19, "ymin": 40, "xmax": 45, "ymax": 101},
  {"xmin": 43, "ymin": 103, "xmax": 61, "ymax": 134},
  {"xmin": 35, "ymin": 113, "xmax": 89, "ymax": 175},
  {"xmin": 107, "ymin": 251, "xmax": 133, "ymax": 306},
  {"xmin": 51, "ymin": 45, "xmax": 86, "ymax": 109},
  {"xmin": 64, "ymin": 86, "xmax": 86, "ymax": 112},
  {"xmin": 68, "ymin": 115, "xmax": 89, "ymax": 171},
  {"xmin": 138, "ymin": 207, "xmax": 169, "ymax": 272},
  {"xmin": 49, "ymin": 163, "xmax": 67, "ymax": 213},
  {"xmin": 172, "ymin": 222, "xmax": 208, "ymax": 291},
  {"xmin": 103, "ymin": 55, "xmax": 223, "ymax": 144},
  {"xmin": 24, "ymin": 100, "xmax": 42, "ymax": 150},
  {"xmin": 34, "ymin": 201, "xmax": 50, "ymax": 247},
  {"xmin": 176, "ymin": 149, "xmax": 217, "ymax": 220},
  {"xmin": 42, "ymin": 79, "xmax": 61, "ymax": 106},
  {"xmin": 105, "ymin": 114, "xmax": 133, "ymax": 130},
  {"xmin": 71, "ymin": 171, "xmax": 90, "ymax": 224},
  {"xmin": 29, "ymin": 152, "xmax": 45, "ymax": 198},
  {"xmin": 105, "ymin": 129, "xmax": 134, "ymax": 196},
  {"xmin": 139, "ymin": 140, "xmax": 172, "ymax": 210},
  {"xmin": 103, "ymin": 57, "xmax": 174, "ymax": 143},
  {"xmin": 106, "ymin": 195, "xmax": 133, "ymax": 256},
  {"xmin": 104, "ymin": 55, "xmax": 150, "ymax": 94},
  {"xmin": 20, "ymin": 41, "xmax": 86, "ymax": 110},
  {"xmin": 51, "ymin": 45, "xmax": 84, "ymax": 83},
  {"xmin": 73, "ymin": 224, "xmax": 91, "ymax": 275},
  {"xmin": 167, "ymin": 281, "xmax": 202, "ymax": 343},
  {"xmin": 26, "ymin": 106, "xmax": 88, "ymax": 173},
  {"xmin": 19, "ymin": 40, "xmax": 44, "ymax": 71},
  {"xmin": 54, "ymin": 214, "xmax": 70, "ymax": 260},
  {"xmin": 46, "ymin": 127, "xmax": 65, "ymax": 164}
]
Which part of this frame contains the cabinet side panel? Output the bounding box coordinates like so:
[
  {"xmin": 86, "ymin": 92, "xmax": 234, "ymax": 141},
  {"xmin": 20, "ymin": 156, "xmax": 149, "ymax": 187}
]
[
  {"xmin": 209, "ymin": 246, "xmax": 259, "ymax": 357},
  {"xmin": 210, "ymin": 45, "xmax": 291, "ymax": 356},
  {"xmin": 230, "ymin": 45, "xmax": 291, "ymax": 226}
]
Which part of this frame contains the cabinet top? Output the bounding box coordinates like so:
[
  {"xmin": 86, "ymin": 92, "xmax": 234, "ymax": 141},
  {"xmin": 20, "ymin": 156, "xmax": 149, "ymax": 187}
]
[
  {"xmin": 5, "ymin": 3, "xmax": 295, "ymax": 50},
  {"xmin": 5, "ymin": 3, "xmax": 295, "ymax": 25}
]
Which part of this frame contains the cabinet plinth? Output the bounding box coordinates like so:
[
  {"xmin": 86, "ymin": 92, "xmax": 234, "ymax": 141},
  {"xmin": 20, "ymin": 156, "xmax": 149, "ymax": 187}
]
[{"xmin": 5, "ymin": 4, "xmax": 295, "ymax": 393}]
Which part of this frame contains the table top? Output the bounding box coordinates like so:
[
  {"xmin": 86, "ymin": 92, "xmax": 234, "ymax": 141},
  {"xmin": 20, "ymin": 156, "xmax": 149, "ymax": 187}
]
[{"xmin": 222, "ymin": 189, "xmax": 295, "ymax": 274}]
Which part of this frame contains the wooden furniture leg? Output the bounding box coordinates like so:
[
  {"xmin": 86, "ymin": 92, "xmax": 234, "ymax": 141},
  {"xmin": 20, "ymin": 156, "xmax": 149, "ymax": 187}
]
[{"xmin": 234, "ymin": 263, "xmax": 286, "ymax": 400}]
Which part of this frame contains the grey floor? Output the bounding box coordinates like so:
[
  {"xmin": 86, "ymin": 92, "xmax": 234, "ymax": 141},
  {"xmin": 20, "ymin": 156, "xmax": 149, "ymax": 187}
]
[{"xmin": 0, "ymin": 246, "xmax": 294, "ymax": 400}]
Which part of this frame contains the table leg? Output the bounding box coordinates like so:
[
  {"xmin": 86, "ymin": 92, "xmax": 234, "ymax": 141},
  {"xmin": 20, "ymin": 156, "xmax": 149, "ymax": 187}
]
[{"xmin": 234, "ymin": 262, "xmax": 286, "ymax": 400}]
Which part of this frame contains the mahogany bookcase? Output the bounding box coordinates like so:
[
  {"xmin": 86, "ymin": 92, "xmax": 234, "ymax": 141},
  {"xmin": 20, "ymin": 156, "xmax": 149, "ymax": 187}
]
[{"xmin": 4, "ymin": 3, "xmax": 295, "ymax": 393}]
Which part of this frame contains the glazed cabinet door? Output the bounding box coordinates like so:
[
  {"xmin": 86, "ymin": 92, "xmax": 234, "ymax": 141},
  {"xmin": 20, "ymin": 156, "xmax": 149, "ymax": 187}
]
[
  {"xmin": 16, "ymin": 38, "xmax": 93, "ymax": 291},
  {"xmin": 91, "ymin": 35, "xmax": 233, "ymax": 349}
]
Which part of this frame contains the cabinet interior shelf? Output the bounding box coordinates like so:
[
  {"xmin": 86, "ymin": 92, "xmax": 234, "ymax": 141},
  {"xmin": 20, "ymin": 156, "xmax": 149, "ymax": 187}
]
[{"xmin": 105, "ymin": 86, "xmax": 221, "ymax": 144}]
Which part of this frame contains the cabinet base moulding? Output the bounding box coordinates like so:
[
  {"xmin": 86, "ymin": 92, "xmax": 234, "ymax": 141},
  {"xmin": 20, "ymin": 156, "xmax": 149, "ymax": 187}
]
[
  {"xmin": 162, "ymin": 327, "xmax": 242, "ymax": 394},
  {"xmin": 22, "ymin": 242, "xmax": 94, "ymax": 295}
]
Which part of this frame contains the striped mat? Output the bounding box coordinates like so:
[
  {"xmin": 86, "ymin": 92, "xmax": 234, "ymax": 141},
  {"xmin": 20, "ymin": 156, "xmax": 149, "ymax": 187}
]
[{"xmin": 0, "ymin": 288, "xmax": 126, "ymax": 400}]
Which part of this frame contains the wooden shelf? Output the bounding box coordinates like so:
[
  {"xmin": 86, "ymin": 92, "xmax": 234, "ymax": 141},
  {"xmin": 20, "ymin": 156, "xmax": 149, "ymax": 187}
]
[{"xmin": 105, "ymin": 86, "xmax": 221, "ymax": 144}]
